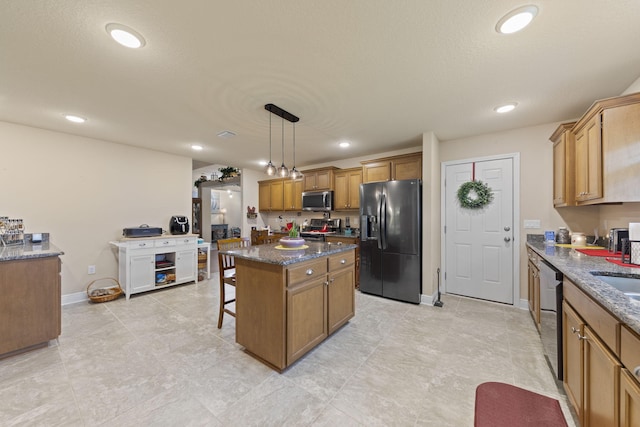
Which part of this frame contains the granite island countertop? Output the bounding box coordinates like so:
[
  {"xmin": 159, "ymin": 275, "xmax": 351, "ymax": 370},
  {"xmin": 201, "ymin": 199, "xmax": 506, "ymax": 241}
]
[
  {"xmin": 0, "ymin": 242, "xmax": 64, "ymax": 261},
  {"xmin": 526, "ymin": 237, "xmax": 640, "ymax": 335},
  {"xmin": 220, "ymin": 241, "xmax": 357, "ymax": 266}
]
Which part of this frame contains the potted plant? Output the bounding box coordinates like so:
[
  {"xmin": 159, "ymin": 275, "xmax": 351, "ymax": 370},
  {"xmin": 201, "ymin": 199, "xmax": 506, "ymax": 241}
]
[
  {"xmin": 218, "ymin": 166, "xmax": 239, "ymax": 181},
  {"xmin": 194, "ymin": 175, "xmax": 208, "ymax": 188},
  {"xmin": 280, "ymin": 221, "xmax": 305, "ymax": 248}
]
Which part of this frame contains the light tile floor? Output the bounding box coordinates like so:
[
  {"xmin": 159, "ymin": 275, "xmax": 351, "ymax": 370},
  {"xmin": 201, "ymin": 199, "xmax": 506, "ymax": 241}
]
[{"xmin": 0, "ymin": 278, "xmax": 577, "ymax": 426}]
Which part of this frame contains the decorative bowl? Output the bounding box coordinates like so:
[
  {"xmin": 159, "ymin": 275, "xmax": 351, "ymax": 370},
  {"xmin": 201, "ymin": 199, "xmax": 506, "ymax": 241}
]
[{"xmin": 279, "ymin": 237, "xmax": 305, "ymax": 248}]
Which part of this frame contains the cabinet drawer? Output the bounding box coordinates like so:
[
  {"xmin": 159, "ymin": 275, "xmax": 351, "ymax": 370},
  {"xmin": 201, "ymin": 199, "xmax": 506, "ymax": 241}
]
[
  {"xmin": 127, "ymin": 239, "xmax": 154, "ymax": 249},
  {"xmin": 328, "ymin": 251, "xmax": 355, "ymax": 271},
  {"xmin": 287, "ymin": 259, "xmax": 327, "ymax": 287},
  {"xmin": 325, "ymin": 236, "xmax": 358, "ymax": 245},
  {"xmin": 564, "ymin": 278, "xmax": 619, "ymax": 354},
  {"xmin": 621, "ymin": 326, "xmax": 640, "ymax": 382},
  {"xmin": 155, "ymin": 239, "xmax": 177, "ymax": 248},
  {"xmin": 176, "ymin": 237, "xmax": 197, "ymax": 245}
]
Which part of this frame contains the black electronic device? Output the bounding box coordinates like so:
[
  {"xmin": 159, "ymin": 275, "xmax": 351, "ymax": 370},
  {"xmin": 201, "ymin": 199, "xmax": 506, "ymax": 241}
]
[
  {"xmin": 170, "ymin": 216, "xmax": 190, "ymax": 235},
  {"xmin": 123, "ymin": 224, "xmax": 163, "ymax": 238}
]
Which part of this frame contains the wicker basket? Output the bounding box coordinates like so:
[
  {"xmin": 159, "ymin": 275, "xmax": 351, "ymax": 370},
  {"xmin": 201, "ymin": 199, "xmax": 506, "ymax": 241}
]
[{"xmin": 87, "ymin": 277, "xmax": 123, "ymax": 303}]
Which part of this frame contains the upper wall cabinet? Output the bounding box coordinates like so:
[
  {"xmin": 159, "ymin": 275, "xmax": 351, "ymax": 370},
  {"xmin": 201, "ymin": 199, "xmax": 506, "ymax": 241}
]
[
  {"xmin": 258, "ymin": 179, "xmax": 284, "ymax": 212},
  {"xmin": 334, "ymin": 167, "xmax": 362, "ymax": 210},
  {"xmin": 550, "ymin": 122, "xmax": 576, "ymax": 207},
  {"xmin": 550, "ymin": 92, "xmax": 640, "ymax": 206},
  {"xmin": 283, "ymin": 178, "xmax": 303, "ymax": 211},
  {"xmin": 302, "ymin": 167, "xmax": 337, "ymax": 191},
  {"xmin": 361, "ymin": 152, "xmax": 422, "ymax": 183}
]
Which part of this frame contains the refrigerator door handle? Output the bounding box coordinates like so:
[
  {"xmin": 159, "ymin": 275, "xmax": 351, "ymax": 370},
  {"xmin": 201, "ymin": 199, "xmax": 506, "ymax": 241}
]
[{"xmin": 380, "ymin": 193, "xmax": 387, "ymax": 250}]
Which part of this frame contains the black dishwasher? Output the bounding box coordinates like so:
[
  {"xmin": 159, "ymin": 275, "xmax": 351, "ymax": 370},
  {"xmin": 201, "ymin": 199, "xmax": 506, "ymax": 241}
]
[{"xmin": 538, "ymin": 258, "xmax": 563, "ymax": 381}]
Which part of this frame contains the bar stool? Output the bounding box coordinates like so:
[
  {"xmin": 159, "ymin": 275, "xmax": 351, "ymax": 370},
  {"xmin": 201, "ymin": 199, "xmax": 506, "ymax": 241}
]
[{"xmin": 216, "ymin": 237, "xmax": 249, "ymax": 328}]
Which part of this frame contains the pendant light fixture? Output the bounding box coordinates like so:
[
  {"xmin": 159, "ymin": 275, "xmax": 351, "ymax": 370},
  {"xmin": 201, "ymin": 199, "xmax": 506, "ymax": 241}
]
[
  {"xmin": 277, "ymin": 116, "xmax": 289, "ymax": 177},
  {"xmin": 264, "ymin": 103, "xmax": 299, "ymax": 178},
  {"xmin": 290, "ymin": 122, "xmax": 302, "ymax": 179},
  {"xmin": 265, "ymin": 113, "xmax": 276, "ymax": 175}
]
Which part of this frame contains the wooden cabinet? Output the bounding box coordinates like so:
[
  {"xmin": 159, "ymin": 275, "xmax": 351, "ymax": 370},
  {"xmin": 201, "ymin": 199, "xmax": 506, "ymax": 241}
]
[
  {"xmin": 563, "ymin": 278, "xmax": 621, "ymax": 426},
  {"xmin": 334, "ymin": 167, "xmax": 362, "ymax": 210},
  {"xmin": 283, "ymin": 178, "xmax": 303, "ymax": 211},
  {"xmin": 361, "ymin": 152, "xmax": 422, "ymax": 183},
  {"xmin": 192, "ymin": 198, "xmax": 202, "ymax": 237},
  {"xmin": 620, "ymin": 368, "xmax": 640, "ymax": 427},
  {"xmin": 0, "ymin": 256, "xmax": 61, "ymax": 357},
  {"xmin": 550, "ymin": 122, "xmax": 576, "ymax": 207},
  {"xmin": 236, "ymin": 249, "xmax": 355, "ymax": 371},
  {"xmin": 326, "ymin": 235, "xmax": 360, "ymax": 289},
  {"xmin": 112, "ymin": 236, "xmax": 199, "ymax": 299},
  {"xmin": 302, "ymin": 167, "xmax": 336, "ymax": 191},
  {"xmin": 574, "ymin": 113, "xmax": 603, "ymax": 204},
  {"xmin": 258, "ymin": 179, "xmax": 284, "ymax": 211},
  {"xmin": 526, "ymin": 248, "xmax": 540, "ymax": 328}
]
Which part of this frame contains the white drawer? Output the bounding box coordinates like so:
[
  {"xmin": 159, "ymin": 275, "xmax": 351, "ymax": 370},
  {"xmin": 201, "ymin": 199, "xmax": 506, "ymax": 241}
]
[
  {"xmin": 127, "ymin": 239, "xmax": 154, "ymax": 249},
  {"xmin": 176, "ymin": 237, "xmax": 197, "ymax": 245},
  {"xmin": 155, "ymin": 239, "xmax": 177, "ymax": 248}
]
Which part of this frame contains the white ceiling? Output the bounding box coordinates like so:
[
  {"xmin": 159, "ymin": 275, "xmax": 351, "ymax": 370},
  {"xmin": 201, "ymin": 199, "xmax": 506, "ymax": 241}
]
[{"xmin": 1, "ymin": 1, "xmax": 639, "ymax": 171}]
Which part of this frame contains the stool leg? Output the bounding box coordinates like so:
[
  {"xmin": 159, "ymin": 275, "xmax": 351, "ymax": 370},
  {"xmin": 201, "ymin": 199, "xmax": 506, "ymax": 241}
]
[{"xmin": 217, "ymin": 281, "xmax": 225, "ymax": 328}]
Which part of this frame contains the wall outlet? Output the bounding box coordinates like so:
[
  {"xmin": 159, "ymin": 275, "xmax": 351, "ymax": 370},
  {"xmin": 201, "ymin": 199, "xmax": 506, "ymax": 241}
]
[
  {"xmin": 523, "ymin": 219, "xmax": 541, "ymax": 229},
  {"xmin": 88, "ymin": 265, "xmax": 96, "ymax": 275}
]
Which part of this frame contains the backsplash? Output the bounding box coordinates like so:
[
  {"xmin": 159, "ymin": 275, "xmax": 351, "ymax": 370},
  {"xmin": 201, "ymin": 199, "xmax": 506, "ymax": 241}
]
[{"xmin": 260, "ymin": 211, "xmax": 360, "ymax": 232}]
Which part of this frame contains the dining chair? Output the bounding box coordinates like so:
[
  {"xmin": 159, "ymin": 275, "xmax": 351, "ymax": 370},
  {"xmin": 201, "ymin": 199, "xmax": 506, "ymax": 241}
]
[
  {"xmin": 251, "ymin": 229, "xmax": 277, "ymax": 245},
  {"xmin": 216, "ymin": 237, "xmax": 249, "ymax": 328}
]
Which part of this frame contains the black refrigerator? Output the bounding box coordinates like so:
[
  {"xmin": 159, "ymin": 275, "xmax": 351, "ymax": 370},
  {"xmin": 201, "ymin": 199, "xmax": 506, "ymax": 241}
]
[{"xmin": 359, "ymin": 179, "xmax": 422, "ymax": 303}]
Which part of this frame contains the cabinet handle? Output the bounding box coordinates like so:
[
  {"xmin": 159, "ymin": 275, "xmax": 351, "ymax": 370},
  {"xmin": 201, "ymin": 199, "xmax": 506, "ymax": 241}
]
[
  {"xmin": 324, "ymin": 281, "xmax": 329, "ymax": 286},
  {"xmin": 306, "ymin": 269, "xmax": 314, "ymax": 275},
  {"xmin": 139, "ymin": 243, "xmax": 147, "ymax": 247},
  {"xmin": 571, "ymin": 326, "xmax": 579, "ymax": 334},
  {"xmin": 337, "ymin": 242, "xmax": 343, "ymax": 246},
  {"xmin": 329, "ymin": 278, "xmax": 335, "ymax": 284},
  {"xmin": 578, "ymin": 333, "xmax": 588, "ymax": 341},
  {"xmin": 634, "ymin": 366, "xmax": 640, "ymax": 378},
  {"xmin": 340, "ymin": 259, "xmax": 346, "ymax": 264}
]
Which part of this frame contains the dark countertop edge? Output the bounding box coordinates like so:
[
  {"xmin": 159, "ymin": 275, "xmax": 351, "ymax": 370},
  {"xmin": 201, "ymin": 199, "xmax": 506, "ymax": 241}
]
[
  {"xmin": 0, "ymin": 243, "xmax": 64, "ymax": 262},
  {"xmin": 525, "ymin": 239, "xmax": 640, "ymax": 335},
  {"xmin": 221, "ymin": 242, "xmax": 358, "ymax": 266}
]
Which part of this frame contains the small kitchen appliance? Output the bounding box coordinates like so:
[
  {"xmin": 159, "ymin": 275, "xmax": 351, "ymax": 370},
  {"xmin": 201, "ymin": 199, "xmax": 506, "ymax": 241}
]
[
  {"xmin": 301, "ymin": 190, "xmax": 333, "ymax": 211},
  {"xmin": 123, "ymin": 224, "xmax": 163, "ymax": 238},
  {"xmin": 299, "ymin": 218, "xmax": 341, "ymax": 241},
  {"xmin": 609, "ymin": 228, "xmax": 629, "ymax": 252},
  {"xmin": 170, "ymin": 216, "xmax": 190, "ymax": 235}
]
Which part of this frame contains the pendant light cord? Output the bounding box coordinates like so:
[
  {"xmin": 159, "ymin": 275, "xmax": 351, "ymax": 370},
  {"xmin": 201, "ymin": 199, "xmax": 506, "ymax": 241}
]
[{"xmin": 281, "ymin": 117, "xmax": 285, "ymax": 165}]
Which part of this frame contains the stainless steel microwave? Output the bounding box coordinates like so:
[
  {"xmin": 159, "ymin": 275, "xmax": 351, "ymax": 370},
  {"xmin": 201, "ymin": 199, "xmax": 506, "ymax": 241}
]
[{"xmin": 302, "ymin": 190, "xmax": 333, "ymax": 211}]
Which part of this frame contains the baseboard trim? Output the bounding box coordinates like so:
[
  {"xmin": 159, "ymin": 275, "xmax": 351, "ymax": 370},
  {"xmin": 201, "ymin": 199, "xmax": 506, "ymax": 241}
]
[
  {"xmin": 62, "ymin": 291, "xmax": 88, "ymax": 306},
  {"xmin": 518, "ymin": 298, "xmax": 529, "ymax": 310}
]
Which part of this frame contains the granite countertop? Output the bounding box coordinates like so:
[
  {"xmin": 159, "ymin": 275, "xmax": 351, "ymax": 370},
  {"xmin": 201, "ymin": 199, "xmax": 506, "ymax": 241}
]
[
  {"xmin": 526, "ymin": 236, "xmax": 640, "ymax": 335},
  {"xmin": 0, "ymin": 242, "xmax": 64, "ymax": 261},
  {"xmin": 220, "ymin": 241, "xmax": 357, "ymax": 266}
]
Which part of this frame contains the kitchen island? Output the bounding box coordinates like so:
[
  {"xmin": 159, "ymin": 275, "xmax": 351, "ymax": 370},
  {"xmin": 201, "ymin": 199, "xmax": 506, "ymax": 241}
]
[
  {"xmin": 221, "ymin": 241, "xmax": 357, "ymax": 371},
  {"xmin": 0, "ymin": 242, "xmax": 64, "ymax": 358}
]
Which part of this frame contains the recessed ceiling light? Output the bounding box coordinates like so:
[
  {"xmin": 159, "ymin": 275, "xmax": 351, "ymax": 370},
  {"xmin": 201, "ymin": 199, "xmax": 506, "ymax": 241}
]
[
  {"xmin": 496, "ymin": 5, "xmax": 538, "ymax": 34},
  {"xmin": 494, "ymin": 103, "xmax": 518, "ymax": 113},
  {"xmin": 217, "ymin": 131, "xmax": 236, "ymax": 138},
  {"xmin": 64, "ymin": 114, "xmax": 86, "ymax": 123},
  {"xmin": 339, "ymin": 141, "xmax": 351, "ymax": 148},
  {"xmin": 106, "ymin": 23, "xmax": 146, "ymax": 48},
  {"xmin": 191, "ymin": 145, "xmax": 203, "ymax": 151}
]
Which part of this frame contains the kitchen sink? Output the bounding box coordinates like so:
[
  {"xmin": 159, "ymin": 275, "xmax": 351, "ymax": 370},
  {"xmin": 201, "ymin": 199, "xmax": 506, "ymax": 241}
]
[{"xmin": 590, "ymin": 272, "xmax": 640, "ymax": 301}]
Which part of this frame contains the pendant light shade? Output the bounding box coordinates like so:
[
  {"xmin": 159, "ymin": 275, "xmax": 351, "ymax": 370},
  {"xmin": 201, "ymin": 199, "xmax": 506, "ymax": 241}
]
[
  {"xmin": 277, "ymin": 116, "xmax": 289, "ymax": 177},
  {"xmin": 290, "ymin": 122, "xmax": 302, "ymax": 179},
  {"xmin": 265, "ymin": 113, "xmax": 276, "ymax": 175}
]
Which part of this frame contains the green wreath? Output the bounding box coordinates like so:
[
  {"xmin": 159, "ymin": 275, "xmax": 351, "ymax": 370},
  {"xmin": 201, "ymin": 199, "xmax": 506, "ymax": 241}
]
[{"xmin": 457, "ymin": 180, "xmax": 494, "ymax": 209}]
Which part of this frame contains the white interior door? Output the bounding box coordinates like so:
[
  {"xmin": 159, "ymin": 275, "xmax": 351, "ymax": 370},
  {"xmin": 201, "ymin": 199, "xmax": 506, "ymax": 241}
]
[{"xmin": 444, "ymin": 157, "xmax": 514, "ymax": 304}]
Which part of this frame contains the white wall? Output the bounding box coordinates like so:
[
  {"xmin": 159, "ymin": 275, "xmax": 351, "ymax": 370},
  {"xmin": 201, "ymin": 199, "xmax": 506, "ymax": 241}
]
[{"xmin": 0, "ymin": 121, "xmax": 192, "ymax": 300}]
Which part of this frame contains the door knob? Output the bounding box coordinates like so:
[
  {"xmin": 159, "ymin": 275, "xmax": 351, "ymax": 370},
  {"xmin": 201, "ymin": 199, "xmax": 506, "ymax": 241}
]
[
  {"xmin": 504, "ymin": 237, "xmax": 511, "ymax": 242},
  {"xmin": 504, "ymin": 226, "xmax": 510, "ymax": 231}
]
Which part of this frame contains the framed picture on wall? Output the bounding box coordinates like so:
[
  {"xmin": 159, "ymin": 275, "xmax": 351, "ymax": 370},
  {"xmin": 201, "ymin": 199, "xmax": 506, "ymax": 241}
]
[{"xmin": 211, "ymin": 192, "xmax": 221, "ymax": 213}]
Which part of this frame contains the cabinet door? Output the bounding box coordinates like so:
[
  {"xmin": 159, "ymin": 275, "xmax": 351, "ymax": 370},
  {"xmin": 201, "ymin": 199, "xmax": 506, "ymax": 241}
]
[
  {"xmin": 575, "ymin": 127, "xmax": 588, "ymax": 202},
  {"xmin": 303, "ymin": 173, "xmax": 317, "ymax": 191},
  {"xmin": 585, "ymin": 115, "xmax": 603, "ymax": 201},
  {"xmin": 259, "ymin": 181, "xmax": 271, "ymax": 211},
  {"xmin": 175, "ymin": 249, "xmax": 196, "ymax": 283},
  {"xmin": 334, "ymin": 172, "xmax": 349, "ymax": 209},
  {"xmin": 293, "ymin": 179, "xmax": 303, "ymax": 210},
  {"xmin": 270, "ymin": 180, "xmax": 284, "ymax": 211},
  {"xmin": 393, "ymin": 154, "xmax": 422, "ymax": 181},
  {"xmin": 362, "ymin": 161, "xmax": 391, "ymax": 183},
  {"xmin": 583, "ymin": 325, "xmax": 620, "ymax": 427},
  {"xmin": 553, "ymin": 137, "xmax": 566, "ymax": 205},
  {"xmin": 315, "ymin": 170, "xmax": 332, "ymax": 190},
  {"xmin": 287, "ymin": 277, "xmax": 328, "ymax": 364},
  {"xmin": 328, "ymin": 267, "xmax": 355, "ymax": 334},
  {"xmin": 130, "ymin": 254, "xmax": 155, "ymax": 293},
  {"xmin": 347, "ymin": 169, "xmax": 362, "ymax": 209},
  {"xmin": 620, "ymin": 368, "xmax": 640, "ymax": 427},
  {"xmin": 563, "ymin": 301, "xmax": 584, "ymax": 422}
]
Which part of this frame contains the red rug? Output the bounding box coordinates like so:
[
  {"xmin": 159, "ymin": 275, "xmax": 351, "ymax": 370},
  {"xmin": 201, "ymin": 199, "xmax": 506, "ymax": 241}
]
[
  {"xmin": 575, "ymin": 248, "xmax": 617, "ymax": 257},
  {"xmin": 606, "ymin": 257, "xmax": 640, "ymax": 268},
  {"xmin": 474, "ymin": 382, "xmax": 568, "ymax": 427}
]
